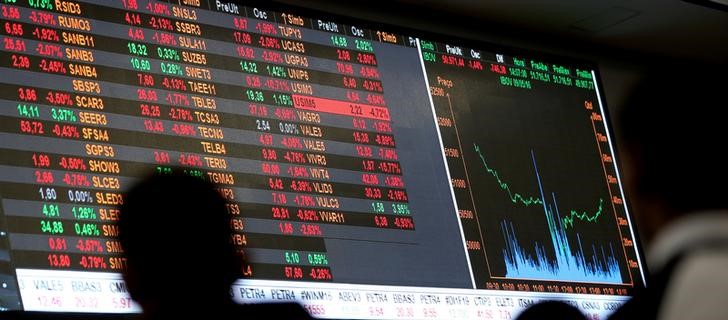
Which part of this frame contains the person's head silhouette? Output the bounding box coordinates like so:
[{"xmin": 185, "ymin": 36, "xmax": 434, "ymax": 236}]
[
  {"xmin": 118, "ymin": 170, "xmax": 242, "ymax": 317},
  {"xmin": 516, "ymin": 300, "xmax": 587, "ymax": 320}
]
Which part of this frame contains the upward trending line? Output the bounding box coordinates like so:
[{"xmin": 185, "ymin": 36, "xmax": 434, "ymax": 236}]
[{"xmin": 561, "ymin": 198, "xmax": 604, "ymax": 230}]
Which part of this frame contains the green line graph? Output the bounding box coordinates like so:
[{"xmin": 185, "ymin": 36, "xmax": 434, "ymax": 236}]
[
  {"xmin": 561, "ymin": 198, "xmax": 604, "ymax": 229},
  {"xmin": 473, "ymin": 143, "xmax": 603, "ymax": 229},
  {"xmin": 473, "ymin": 144, "xmax": 543, "ymax": 207}
]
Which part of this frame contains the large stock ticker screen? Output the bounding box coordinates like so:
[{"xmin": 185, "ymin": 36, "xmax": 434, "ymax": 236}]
[{"xmin": 0, "ymin": 0, "xmax": 646, "ymax": 318}]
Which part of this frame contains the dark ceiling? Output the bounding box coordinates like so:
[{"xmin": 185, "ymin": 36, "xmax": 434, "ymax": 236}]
[
  {"xmin": 399, "ymin": 0, "xmax": 728, "ymax": 65},
  {"xmin": 287, "ymin": 0, "xmax": 728, "ymax": 66}
]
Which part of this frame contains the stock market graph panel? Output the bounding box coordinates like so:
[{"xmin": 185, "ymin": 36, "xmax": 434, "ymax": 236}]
[{"xmin": 421, "ymin": 39, "xmax": 644, "ymax": 298}]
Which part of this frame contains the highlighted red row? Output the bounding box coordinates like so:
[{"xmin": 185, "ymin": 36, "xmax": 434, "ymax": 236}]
[{"xmin": 292, "ymin": 95, "xmax": 390, "ymax": 121}]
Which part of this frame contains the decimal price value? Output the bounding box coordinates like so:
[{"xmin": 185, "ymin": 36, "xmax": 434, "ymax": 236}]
[
  {"xmin": 17, "ymin": 103, "xmax": 39, "ymax": 117},
  {"xmin": 279, "ymin": 222, "xmax": 293, "ymax": 234},
  {"xmin": 39, "ymin": 187, "xmax": 57, "ymax": 200},
  {"xmin": 33, "ymin": 153, "xmax": 51, "ymax": 167},
  {"xmin": 284, "ymin": 251, "xmax": 300, "ymax": 264},
  {"xmin": 41, "ymin": 220, "xmax": 64, "ymax": 234},
  {"xmin": 369, "ymin": 307, "xmax": 384, "ymax": 317},
  {"xmin": 272, "ymin": 207, "xmax": 290, "ymax": 219},
  {"xmin": 5, "ymin": 22, "xmax": 23, "ymax": 36},
  {"xmin": 20, "ymin": 120, "xmax": 44, "ymax": 135},
  {"xmin": 374, "ymin": 215, "xmax": 388, "ymax": 227},
  {"xmin": 371, "ymin": 201, "xmax": 385, "ymax": 213},
  {"xmin": 397, "ymin": 306, "xmax": 415, "ymax": 318},
  {"xmin": 42, "ymin": 203, "xmax": 60, "ymax": 217},
  {"xmin": 364, "ymin": 186, "xmax": 381, "ymax": 199},
  {"xmin": 48, "ymin": 237, "xmax": 67, "ymax": 251},
  {"xmin": 47, "ymin": 253, "xmax": 71, "ymax": 268},
  {"xmin": 2, "ymin": 5, "xmax": 21, "ymax": 20},
  {"xmin": 36, "ymin": 295, "xmax": 63, "ymax": 308},
  {"xmin": 18, "ymin": 87, "xmax": 38, "ymax": 101},
  {"xmin": 284, "ymin": 266, "xmax": 303, "ymax": 279}
]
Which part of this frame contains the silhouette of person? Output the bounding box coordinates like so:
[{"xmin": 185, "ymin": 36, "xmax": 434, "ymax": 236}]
[
  {"xmin": 608, "ymin": 67, "xmax": 728, "ymax": 320},
  {"xmin": 118, "ymin": 169, "xmax": 312, "ymax": 319},
  {"xmin": 516, "ymin": 300, "xmax": 586, "ymax": 320}
]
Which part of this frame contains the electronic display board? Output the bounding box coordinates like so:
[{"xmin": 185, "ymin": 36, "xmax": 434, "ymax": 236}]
[{"xmin": 0, "ymin": 1, "xmax": 644, "ymax": 318}]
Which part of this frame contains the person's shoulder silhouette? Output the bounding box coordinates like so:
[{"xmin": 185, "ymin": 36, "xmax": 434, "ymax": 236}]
[
  {"xmin": 118, "ymin": 169, "xmax": 312, "ymax": 319},
  {"xmin": 609, "ymin": 66, "xmax": 728, "ymax": 320}
]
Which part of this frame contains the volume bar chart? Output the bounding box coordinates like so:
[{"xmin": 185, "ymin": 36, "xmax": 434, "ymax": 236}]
[{"xmin": 497, "ymin": 148, "xmax": 621, "ymax": 283}]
